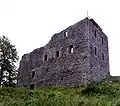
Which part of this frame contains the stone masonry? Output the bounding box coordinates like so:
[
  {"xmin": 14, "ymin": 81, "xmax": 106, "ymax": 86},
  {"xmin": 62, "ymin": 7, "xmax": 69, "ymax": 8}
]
[{"xmin": 18, "ymin": 17, "xmax": 110, "ymax": 88}]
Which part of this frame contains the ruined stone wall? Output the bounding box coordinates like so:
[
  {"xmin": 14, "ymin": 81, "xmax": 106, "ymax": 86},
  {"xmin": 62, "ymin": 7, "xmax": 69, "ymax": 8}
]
[
  {"xmin": 18, "ymin": 47, "xmax": 45, "ymax": 87},
  {"xmin": 18, "ymin": 18, "xmax": 91, "ymax": 88},
  {"xmin": 18, "ymin": 18, "xmax": 110, "ymax": 88},
  {"xmin": 88, "ymin": 19, "xmax": 110, "ymax": 82}
]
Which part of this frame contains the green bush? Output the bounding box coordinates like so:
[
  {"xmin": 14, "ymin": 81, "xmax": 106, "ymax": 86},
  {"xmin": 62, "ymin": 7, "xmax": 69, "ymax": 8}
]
[{"xmin": 82, "ymin": 81, "xmax": 120, "ymax": 97}]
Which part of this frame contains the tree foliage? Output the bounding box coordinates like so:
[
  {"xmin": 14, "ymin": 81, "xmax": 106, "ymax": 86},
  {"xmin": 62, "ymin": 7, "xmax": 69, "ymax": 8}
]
[{"xmin": 0, "ymin": 35, "xmax": 19, "ymax": 87}]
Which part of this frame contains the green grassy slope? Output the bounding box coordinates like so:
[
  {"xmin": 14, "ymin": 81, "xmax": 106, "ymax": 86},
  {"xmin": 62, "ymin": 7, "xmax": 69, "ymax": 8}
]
[{"xmin": 1, "ymin": 81, "xmax": 120, "ymax": 106}]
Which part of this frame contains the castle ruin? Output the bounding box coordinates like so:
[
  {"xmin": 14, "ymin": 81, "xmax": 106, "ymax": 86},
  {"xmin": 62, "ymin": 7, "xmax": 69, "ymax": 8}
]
[{"xmin": 18, "ymin": 17, "xmax": 110, "ymax": 89}]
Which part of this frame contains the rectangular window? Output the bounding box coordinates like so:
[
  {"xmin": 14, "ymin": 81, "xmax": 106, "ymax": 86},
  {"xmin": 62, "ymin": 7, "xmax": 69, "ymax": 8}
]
[
  {"xmin": 102, "ymin": 53, "xmax": 104, "ymax": 60},
  {"xmin": 102, "ymin": 37, "xmax": 104, "ymax": 44},
  {"xmin": 95, "ymin": 47, "xmax": 97, "ymax": 55},
  {"xmin": 44, "ymin": 55, "xmax": 47, "ymax": 61},
  {"xmin": 56, "ymin": 51, "xmax": 59, "ymax": 58},
  {"xmin": 31, "ymin": 71, "xmax": 35, "ymax": 78},
  {"xmin": 30, "ymin": 84, "xmax": 35, "ymax": 90},
  {"xmin": 69, "ymin": 45, "xmax": 73, "ymax": 53},
  {"xmin": 65, "ymin": 31, "xmax": 68, "ymax": 37},
  {"xmin": 94, "ymin": 30, "xmax": 97, "ymax": 38}
]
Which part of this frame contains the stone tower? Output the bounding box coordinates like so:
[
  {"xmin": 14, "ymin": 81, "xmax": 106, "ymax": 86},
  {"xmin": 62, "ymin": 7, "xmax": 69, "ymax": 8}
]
[{"xmin": 18, "ymin": 17, "xmax": 110, "ymax": 88}]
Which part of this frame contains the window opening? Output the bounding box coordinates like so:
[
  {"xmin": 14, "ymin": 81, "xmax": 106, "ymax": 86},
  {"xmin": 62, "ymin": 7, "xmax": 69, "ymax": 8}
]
[
  {"xmin": 56, "ymin": 51, "xmax": 59, "ymax": 58},
  {"xmin": 94, "ymin": 30, "xmax": 97, "ymax": 38},
  {"xmin": 95, "ymin": 47, "xmax": 97, "ymax": 55},
  {"xmin": 65, "ymin": 31, "xmax": 68, "ymax": 37},
  {"xmin": 69, "ymin": 45, "xmax": 73, "ymax": 53},
  {"xmin": 30, "ymin": 84, "xmax": 35, "ymax": 90},
  {"xmin": 102, "ymin": 53, "xmax": 104, "ymax": 60},
  {"xmin": 44, "ymin": 55, "xmax": 47, "ymax": 61},
  {"xmin": 102, "ymin": 37, "xmax": 104, "ymax": 44},
  {"xmin": 31, "ymin": 71, "xmax": 35, "ymax": 78}
]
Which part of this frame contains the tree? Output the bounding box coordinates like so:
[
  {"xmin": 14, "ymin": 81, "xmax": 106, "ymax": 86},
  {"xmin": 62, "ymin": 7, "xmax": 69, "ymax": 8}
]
[{"xmin": 0, "ymin": 36, "xmax": 19, "ymax": 87}]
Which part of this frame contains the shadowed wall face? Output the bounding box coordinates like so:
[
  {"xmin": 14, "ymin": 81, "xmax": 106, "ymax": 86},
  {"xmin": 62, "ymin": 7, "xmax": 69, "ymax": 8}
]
[
  {"xmin": 88, "ymin": 19, "xmax": 110, "ymax": 82},
  {"xmin": 18, "ymin": 18, "xmax": 110, "ymax": 88}
]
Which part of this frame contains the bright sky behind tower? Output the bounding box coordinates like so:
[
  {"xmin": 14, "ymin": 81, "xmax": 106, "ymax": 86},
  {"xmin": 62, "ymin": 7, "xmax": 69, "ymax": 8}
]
[{"xmin": 0, "ymin": 0, "xmax": 119, "ymax": 76}]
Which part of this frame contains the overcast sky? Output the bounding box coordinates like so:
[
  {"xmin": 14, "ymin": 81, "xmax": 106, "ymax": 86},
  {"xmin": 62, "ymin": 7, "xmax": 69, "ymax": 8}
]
[{"xmin": 0, "ymin": 0, "xmax": 119, "ymax": 76}]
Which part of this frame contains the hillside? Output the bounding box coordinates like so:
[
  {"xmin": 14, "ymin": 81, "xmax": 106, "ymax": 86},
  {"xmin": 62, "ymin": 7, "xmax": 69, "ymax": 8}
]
[{"xmin": 1, "ymin": 80, "xmax": 120, "ymax": 106}]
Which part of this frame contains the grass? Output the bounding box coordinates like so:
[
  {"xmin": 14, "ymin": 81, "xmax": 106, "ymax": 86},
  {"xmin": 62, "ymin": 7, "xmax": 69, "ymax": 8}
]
[{"xmin": 1, "ymin": 81, "xmax": 120, "ymax": 106}]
